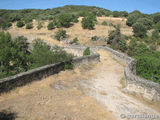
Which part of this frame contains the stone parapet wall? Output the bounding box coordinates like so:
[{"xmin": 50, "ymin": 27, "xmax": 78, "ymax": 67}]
[
  {"xmin": 89, "ymin": 45, "xmax": 160, "ymax": 103},
  {"xmin": 0, "ymin": 46, "xmax": 99, "ymax": 94}
]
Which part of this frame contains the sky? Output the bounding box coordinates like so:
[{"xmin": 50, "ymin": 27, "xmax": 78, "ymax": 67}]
[{"xmin": 0, "ymin": 0, "xmax": 160, "ymax": 14}]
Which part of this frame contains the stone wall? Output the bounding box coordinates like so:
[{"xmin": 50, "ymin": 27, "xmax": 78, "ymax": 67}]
[
  {"xmin": 89, "ymin": 45, "xmax": 160, "ymax": 103},
  {"xmin": 0, "ymin": 47, "xmax": 99, "ymax": 95}
]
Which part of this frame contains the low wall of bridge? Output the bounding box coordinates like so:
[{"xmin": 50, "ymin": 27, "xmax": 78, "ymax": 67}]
[{"xmin": 0, "ymin": 46, "xmax": 99, "ymax": 94}]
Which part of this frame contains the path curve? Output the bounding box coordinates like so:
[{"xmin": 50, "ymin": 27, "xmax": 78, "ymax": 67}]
[{"xmin": 84, "ymin": 49, "xmax": 160, "ymax": 120}]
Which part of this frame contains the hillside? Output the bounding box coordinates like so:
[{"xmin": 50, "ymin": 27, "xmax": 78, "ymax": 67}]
[
  {"xmin": 7, "ymin": 16, "xmax": 133, "ymax": 45},
  {"xmin": 0, "ymin": 5, "xmax": 160, "ymax": 120}
]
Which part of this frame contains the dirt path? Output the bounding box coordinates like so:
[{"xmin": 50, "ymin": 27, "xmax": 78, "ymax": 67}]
[
  {"xmin": 85, "ymin": 50, "xmax": 160, "ymax": 120},
  {"xmin": 0, "ymin": 49, "xmax": 160, "ymax": 120}
]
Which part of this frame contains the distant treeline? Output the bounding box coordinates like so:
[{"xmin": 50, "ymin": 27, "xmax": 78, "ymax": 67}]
[{"xmin": 0, "ymin": 5, "xmax": 159, "ymax": 29}]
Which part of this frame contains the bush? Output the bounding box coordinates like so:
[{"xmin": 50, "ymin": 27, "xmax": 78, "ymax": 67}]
[
  {"xmin": 16, "ymin": 21, "xmax": 24, "ymax": 28},
  {"xmin": 69, "ymin": 37, "xmax": 78, "ymax": 44},
  {"xmin": 155, "ymin": 21, "xmax": 160, "ymax": 32},
  {"xmin": 29, "ymin": 39, "xmax": 73, "ymax": 69},
  {"xmin": 152, "ymin": 29, "xmax": 160, "ymax": 42},
  {"xmin": 107, "ymin": 25, "xmax": 127, "ymax": 52},
  {"xmin": 136, "ymin": 18, "xmax": 153, "ymax": 30},
  {"xmin": 126, "ymin": 14, "xmax": 139, "ymax": 26},
  {"xmin": 64, "ymin": 62, "xmax": 74, "ymax": 70},
  {"xmin": 57, "ymin": 14, "xmax": 73, "ymax": 27},
  {"xmin": 136, "ymin": 55, "xmax": 160, "ymax": 83},
  {"xmin": 112, "ymin": 11, "xmax": 121, "ymax": 17},
  {"xmin": 91, "ymin": 36, "xmax": 99, "ymax": 41},
  {"xmin": 0, "ymin": 32, "xmax": 30, "ymax": 78},
  {"xmin": 83, "ymin": 47, "xmax": 90, "ymax": 56},
  {"xmin": 26, "ymin": 23, "xmax": 33, "ymax": 29},
  {"xmin": 72, "ymin": 18, "xmax": 79, "ymax": 23},
  {"xmin": 119, "ymin": 39, "xmax": 128, "ymax": 52},
  {"xmin": 55, "ymin": 29, "xmax": 66, "ymax": 40},
  {"xmin": 47, "ymin": 22, "xmax": 54, "ymax": 30},
  {"xmin": 24, "ymin": 18, "xmax": 33, "ymax": 24},
  {"xmin": 81, "ymin": 15, "xmax": 97, "ymax": 30},
  {"xmin": 37, "ymin": 22, "xmax": 43, "ymax": 30},
  {"xmin": 128, "ymin": 39, "xmax": 150, "ymax": 56},
  {"xmin": 153, "ymin": 14, "xmax": 160, "ymax": 24},
  {"xmin": 132, "ymin": 22, "xmax": 147, "ymax": 38},
  {"xmin": 101, "ymin": 21, "xmax": 108, "ymax": 26}
]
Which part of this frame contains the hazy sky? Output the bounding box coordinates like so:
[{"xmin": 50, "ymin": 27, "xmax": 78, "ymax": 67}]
[{"xmin": 0, "ymin": 0, "xmax": 160, "ymax": 14}]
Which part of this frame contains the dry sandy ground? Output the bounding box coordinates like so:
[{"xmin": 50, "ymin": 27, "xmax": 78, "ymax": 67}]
[
  {"xmin": 7, "ymin": 16, "xmax": 133, "ymax": 46},
  {"xmin": 0, "ymin": 63, "xmax": 115, "ymax": 120},
  {"xmin": 0, "ymin": 50, "xmax": 160, "ymax": 120}
]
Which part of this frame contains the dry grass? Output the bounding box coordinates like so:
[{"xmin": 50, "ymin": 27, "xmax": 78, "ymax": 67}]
[
  {"xmin": 7, "ymin": 16, "xmax": 133, "ymax": 46},
  {"xmin": 0, "ymin": 65, "xmax": 115, "ymax": 120}
]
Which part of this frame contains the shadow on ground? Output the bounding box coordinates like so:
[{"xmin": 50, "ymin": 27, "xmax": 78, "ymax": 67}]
[{"xmin": 0, "ymin": 110, "xmax": 17, "ymax": 120}]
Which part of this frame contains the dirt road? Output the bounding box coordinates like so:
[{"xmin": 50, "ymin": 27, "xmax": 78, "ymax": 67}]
[{"xmin": 0, "ymin": 49, "xmax": 160, "ymax": 120}]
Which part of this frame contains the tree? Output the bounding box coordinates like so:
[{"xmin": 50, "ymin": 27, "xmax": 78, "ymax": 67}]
[
  {"xmin": 0, "ymin": 32, "xmax": 13, "ymax": 77},
  {"xmin": 0, "ymin": 32, "xmax": 30, "ymax": 78},
  {"xmin": 55, "ymin": 29, "xmax": 66, "ymax": 40},
  {"xmin": 107, "ymin": 25, "xmax": 127, "ymax": 52},
  {"xmin": 136, "ymin": 18, "xmax": 153, "ymax": 30},
  {"xmin": 128, "ymin": 39, "xmax": 150, "ymax": 57},
  {"xmin": 112, "ymin": 11, "xmax": 121, "ymax": 17},
  {"xmin": 81, "ymin": 15, "xmax": 97, "ymax": 30},
  {"xmin": 136, "ymin": 55, "xmax": 160, "ymax": 83},
  {"xmin": 126, "ymin": 14, "xmax": 139, "ymax": 26},
  {"xmin": 37, "ymin": 22, "xmax": 43, "ymax": 30},
  {"xmin": 26, "ymin": 23, "xmax": 33, "ymax": 29},
  {"xmin": 29, "ymin": 39, "xmax": 73, "ymax": 69},
  {"xmin": 16, "ymin": 21, "xmax": 24, "ymax": 28},
  {"xmin": 153, "ymin": 14, "xmax": 160, "ymax": 24},
  {"xmin": 47, "ymin": 22, "xmax": 54, "ymax": 30},
  {"xmin": 132, "ymin": 22, "xmax": 147, "ymax": 38},
  {"xmin": 155, "ymin": 21, "xmax": 160, "ymax": 32},
  {"xmin": 57, "ymin": 14, "xmax": 73, "ymax": 27},
  {"xmin": 121, "ymin": 11, "xmax": 128, "ymax": 17}
]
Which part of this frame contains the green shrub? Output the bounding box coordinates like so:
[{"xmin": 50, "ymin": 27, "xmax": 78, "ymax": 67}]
[
  {"xmin": 57, "ymin": 14, "xmax": 73, "ymax": 27},
  {"xmin": 155, "ymin": 21, "xmax": 160, "ymax": 32},
  {"xmin": 153, "ymin": 14, "xmax": 160, "ymax": 24},
  {"xmin": 112, "ymin": 11, "xmax": 121, "ymax": 17},
  {"xmin": 16, "ymin": 21, "xmax": 24, "ymax": 27},
  {"xmin": 0, "ymin": 32, "xmax": 30, "ymax": 78},
  {"xmin": 26, "ymin": 23, "xmax": 33, "ymax": 29},
  {"xmin": 81, "ymin": 15, "xmax": 97, "ymax": 30},
  {"xmin": 69, "ymin": 37, "xmax": 78, "ymax": 44},
  {"xmin": 132, "ymin": 22, "xmax": 147, "ymax": 38},
  {"xmin": 37, "ymin": 22, "xmax": 43, "ymax": 30},
  {"xmin": 47, "ymin": 22, "xmax": 54, "ymax": 30},
  {"xmin": 83, "ymin": 47, "xmax": 90, "ymax": 56},
  {"xmin": 149, "ymin": 44, "xmax": 157, "ymax": 51},
  {"xmin": 29, "ymin": 39, "xmax": 73, "ymax": 69},
  {"xmin": 107, "ymin": 25, "xmax": 127, "ymax": 51},
  {"xmin": 119, "ymin": 39, "xmax": 128, "ymax": 52},
  {"xmin": 128, "ymin": 39, "xmax": 150, "ymax": 56},
  {"xmin": 101, "ymin": 21, "xmax": 108, "ymax": 26},
  {"xmin": 64, "ymin": 62, "xmax": 74, "ymax": 70},
  {"xmin": 126, "ymin": 14, "xmax": 139, "ymax": 26},
  {"xmin": 152, "ymin": 29, "xmax": 160, "ymax": 44},
  {"xmin": 72, "ymin": 18, "xmax": 79, "ymax": 23},
  {"xmin": 136, "ymin": 55, "xmax": 160, "ymax": 83},
  {"xmin": 136, "ymin": 18, "xmax": 153, "ymax": 30},
  {"xmin": 55, "ymin": 29, "xmax": 66, "ymax": 40},
  {"xmin": 91, "ymin": 36, "xmax": 98, "ymax": 41},
  {"xmin": 24, "ymin": 18, "xmax": 33, "ymax": 24}
]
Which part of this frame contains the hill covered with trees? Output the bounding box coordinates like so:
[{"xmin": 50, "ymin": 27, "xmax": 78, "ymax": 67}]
[{"xmin": 0, "ymin": 5, "xmax": 160, "ymax": 83}]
